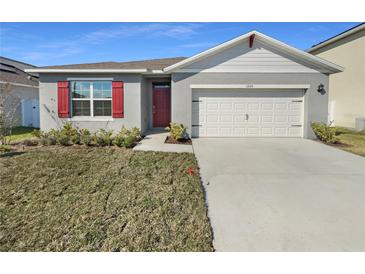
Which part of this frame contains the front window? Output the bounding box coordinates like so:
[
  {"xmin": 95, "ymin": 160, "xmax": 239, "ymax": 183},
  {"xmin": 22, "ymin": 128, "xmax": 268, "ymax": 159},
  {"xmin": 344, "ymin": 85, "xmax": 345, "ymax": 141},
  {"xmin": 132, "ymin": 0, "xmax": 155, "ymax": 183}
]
[{"xmin": 71, "ymin": 81, "xmax": 112, "ymax": 117}]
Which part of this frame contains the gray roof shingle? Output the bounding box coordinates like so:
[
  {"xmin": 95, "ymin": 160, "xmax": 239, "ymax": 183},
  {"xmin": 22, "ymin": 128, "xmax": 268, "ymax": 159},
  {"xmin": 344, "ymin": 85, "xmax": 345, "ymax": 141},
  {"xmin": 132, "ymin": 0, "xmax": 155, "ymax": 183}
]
[
  {"xmin": 38, "ymin": 57, "xmax": 187, "ymax": 70},
  {"xmin": 0, "ymin": 56, "xmax": 39, "ymax": 87}
]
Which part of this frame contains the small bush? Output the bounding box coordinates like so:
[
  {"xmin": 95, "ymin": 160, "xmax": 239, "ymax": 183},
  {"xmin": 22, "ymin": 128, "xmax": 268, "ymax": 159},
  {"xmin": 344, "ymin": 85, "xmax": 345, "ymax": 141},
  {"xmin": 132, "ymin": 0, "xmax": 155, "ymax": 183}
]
[
  {"xmin": 79, "ymin": 129, "xmax": 92, "ymax": 146},
  {"xmin": 57, "ymin": 133, "xmax": 72, "ymax": 146},
  {"xmin": 113, "ymin": 127, "xmax": 140, "ymax": 148},
  {"xmin": 22, "ymin": 139, "xmax": 39, "ymax": 146},
  {"xmin": 165, "ymin": 123, "xmax": 187, "ymax": 140},
  {"xmin": 40, "ymin": 129, "xmax": 58, "ymax": 146},
  {"xmin": 130, "ymin": 127, "xmax": 141, "ymax": 141},
  {"xmin": 94, "ymin": 129, "xmax": 114, "ymax": 146},
  {"xmin": 311, "ymin": 122, "xmax": 338, "ymax": 144},
  {"xmin": 0, "ymin": 144, "xmax": 11, "ymax": 153},
  {"xmin": 32, "ymin": 129, "xmax": 41, "ymax": 138},
  {"xmin": 60, "ymin": 122, "xmax": 79, "ymax": 144},
  {"xmin": 124, "ymin": 135, "xmax": 136, "ymax": 148}
]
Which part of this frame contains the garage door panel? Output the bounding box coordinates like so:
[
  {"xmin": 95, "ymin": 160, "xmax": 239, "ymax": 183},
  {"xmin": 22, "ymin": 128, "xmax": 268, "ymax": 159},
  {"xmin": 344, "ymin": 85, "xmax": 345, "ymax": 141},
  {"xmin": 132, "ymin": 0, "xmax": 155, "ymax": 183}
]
[
  {"xmin": 261, "ymin": 103, "xmax": 274, "ymax": 111},
  {"xmin": 206, "ymin": 115, "xmax": 219, "ymax": 123},
  {"xmin": 261, "ymin": 115, "xmax": 274, "ymax": 123},
  {"xmin": 220, "ymin": 103, "xmax": 234, "ymax": 111},
  {"xmin": 248, "ymin": 103, "xmax": 260, "ymax": 111},
  {"xmin": 220, "ymin": 115, "xmax": 234, "ymax": 123},
  {"xmin": 275, "ymin": 115, "xmax": 289, "ymax": 123},
  {"xmin": 234, "ymin": 127, "xmax": 246, "ymax": 136},
  {"xmin": 192, "ymin": 90, "xmax": 304, "ymax": 138},
  {"xmin": 274, "ymin": 127, "xmax": 288, "ymax": 136},
  {"xmin": 261, "ymin": 127, "xmax": 274, "ymax": 136},
  {"xmin": 234, "ymin": 103, "xmax": 246, "ymax": 111}
]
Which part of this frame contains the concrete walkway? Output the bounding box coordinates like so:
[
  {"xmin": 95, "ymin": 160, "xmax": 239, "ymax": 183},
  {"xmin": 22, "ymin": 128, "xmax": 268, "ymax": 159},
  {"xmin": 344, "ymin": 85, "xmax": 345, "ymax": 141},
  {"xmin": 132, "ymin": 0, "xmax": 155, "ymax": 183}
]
[
  {"xmin": 193, "ymin": 138, "xmax": 365, "ymax": 251},
  {"xmin": 133, "ymin": 130, "xmax": 193, "ymax": 153}
]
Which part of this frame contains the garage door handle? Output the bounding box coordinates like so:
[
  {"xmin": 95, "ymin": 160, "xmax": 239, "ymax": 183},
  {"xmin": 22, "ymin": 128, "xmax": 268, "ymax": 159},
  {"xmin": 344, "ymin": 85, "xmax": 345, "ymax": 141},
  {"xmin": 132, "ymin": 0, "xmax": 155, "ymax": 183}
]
[
  {"xmin": 245, "ymin": 114, "xmax": 249, "ymax": 120},
  {"xmin": 291, "ymin": 125, "xmax": 302, "ymax": 127}
]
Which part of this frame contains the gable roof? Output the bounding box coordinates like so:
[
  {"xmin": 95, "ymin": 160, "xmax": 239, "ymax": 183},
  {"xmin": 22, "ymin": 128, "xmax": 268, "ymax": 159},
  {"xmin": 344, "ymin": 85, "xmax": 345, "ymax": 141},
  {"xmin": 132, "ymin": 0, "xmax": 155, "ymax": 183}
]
[
  {"xmin": 0, "ymin": 56, "xmax": 39, "ymax": 87},
  {"xmin": 25, "ymin": 57, "xmax": 186, "ymax": 73},
  {"xmin": 307, "ymin": 23, "xmax": 365, "ymax": 53},
  {"xmin": 163, "ymin": 31, "xmax": 343, "ymax": 74}
]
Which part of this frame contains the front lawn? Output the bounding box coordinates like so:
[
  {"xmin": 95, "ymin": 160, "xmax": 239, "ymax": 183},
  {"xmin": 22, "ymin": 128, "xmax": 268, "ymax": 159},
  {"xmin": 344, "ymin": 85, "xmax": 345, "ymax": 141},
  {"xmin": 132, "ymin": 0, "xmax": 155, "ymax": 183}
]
[
  {"xmin": 6, "ymin": 126, "xmax": 37, "ymax": 143},
  {"xmin": 0, "ymin": 147, "xmax": 213, "ymax": 251},
  {"xmin": 334, "ymin": 127, "xmax": 365, "ymax": 157}
]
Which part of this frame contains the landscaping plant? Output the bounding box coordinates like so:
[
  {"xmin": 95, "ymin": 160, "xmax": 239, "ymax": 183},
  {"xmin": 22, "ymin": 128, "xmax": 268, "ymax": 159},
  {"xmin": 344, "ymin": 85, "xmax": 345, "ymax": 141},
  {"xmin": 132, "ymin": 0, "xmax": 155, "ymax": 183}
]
[
  {"xmin": 94, "ymin": 129, "xmax": 114, "ymax": 146},
  {"xmin": 79, "ymin": 129, "xmax": 92, "ymax": 146},
  {"xmin": 59, "ymin": 122, "xmax": 79, "ymax": 144},
  {"xmin": 113, "ymin": 127, "xmax": 141, "ymax": 148},
  {"xmin": 165, "ymin": 123, "xmax": 187, "ymax": 140},
  {"xmin": 311, "ymin": 122, "xmax": 338, "ymax": 144}
]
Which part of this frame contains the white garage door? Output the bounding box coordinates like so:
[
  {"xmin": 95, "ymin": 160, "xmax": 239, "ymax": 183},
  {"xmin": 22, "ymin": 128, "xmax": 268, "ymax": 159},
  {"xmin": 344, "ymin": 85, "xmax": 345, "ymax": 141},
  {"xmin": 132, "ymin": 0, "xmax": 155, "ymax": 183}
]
[{"xmin": 192, "ymin": 89, "xmax": 304, "ymax": 137}]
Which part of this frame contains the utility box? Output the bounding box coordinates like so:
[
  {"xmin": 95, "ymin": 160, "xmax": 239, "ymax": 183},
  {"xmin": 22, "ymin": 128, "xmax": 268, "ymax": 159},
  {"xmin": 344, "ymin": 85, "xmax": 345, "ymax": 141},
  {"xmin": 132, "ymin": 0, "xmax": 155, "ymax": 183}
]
[{"xmin": 355, "ymin": 117, "xmax": 365, "ymax": 131}]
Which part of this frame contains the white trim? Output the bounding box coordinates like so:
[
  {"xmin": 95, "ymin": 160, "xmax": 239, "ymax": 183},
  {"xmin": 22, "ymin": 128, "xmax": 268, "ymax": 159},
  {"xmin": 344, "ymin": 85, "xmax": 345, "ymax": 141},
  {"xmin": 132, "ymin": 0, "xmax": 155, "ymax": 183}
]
[
  {"xmin": 66, "ymin": 117, "xmax": 115, "ymax": 122},
  {"xmin": 149, "ymin": 70, "xmax": 165, "ymax": 74},
  {"xmin": 175, "ymin": 69, "xmax": 323, "ymax": 74},
  {"xmin": 308, "ymin": 23, "xmax": 365, "ymax": 53},
  {"xmin": 190, "ymin": 84, "xmax": 311, "ymax": 89},
  {"xmin": 163, "ymin": 30, "xmax": 343, "ymax": 73},
  {"xmin": 25, "ymin": 69, "xmax": 148, "ymax": 73},
  {"xmin": 0, "ymin": 81, "xmax": 38, "ymax": 88},
  {"xmin": 70, "ymin": 80, "xmax": 112, "ymax": 118},
  {"xmin": 67, "ymin": 77, "xmax": 114, "ymax": 81}
]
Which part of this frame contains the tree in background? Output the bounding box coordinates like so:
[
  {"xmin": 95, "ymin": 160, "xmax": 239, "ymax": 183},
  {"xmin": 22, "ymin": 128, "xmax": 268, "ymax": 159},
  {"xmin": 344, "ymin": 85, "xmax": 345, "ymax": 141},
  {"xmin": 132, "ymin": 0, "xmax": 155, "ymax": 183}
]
[{"xmin": 0, "ymin": 83, "xmax": 20, "ymax": 145}]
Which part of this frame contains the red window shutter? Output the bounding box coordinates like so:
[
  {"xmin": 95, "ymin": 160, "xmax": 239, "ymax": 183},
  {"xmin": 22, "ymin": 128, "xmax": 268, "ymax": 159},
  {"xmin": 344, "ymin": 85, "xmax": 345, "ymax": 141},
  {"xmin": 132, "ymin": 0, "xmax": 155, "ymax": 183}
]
[
  {"xmin": 112, "ymin": 81, "xmax": 124, "ymax": 118},
  {"xmin": 57, "ymin": 81, "xmax": 70, "ymax": 118}
]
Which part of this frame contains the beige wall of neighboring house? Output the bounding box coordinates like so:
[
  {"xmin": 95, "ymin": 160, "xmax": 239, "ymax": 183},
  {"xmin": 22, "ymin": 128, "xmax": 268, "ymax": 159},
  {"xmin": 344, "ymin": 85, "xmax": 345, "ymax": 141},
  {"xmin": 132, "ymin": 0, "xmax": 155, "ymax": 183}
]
[{"xmin": 309, "ymin": 26, "xmax": 365, "ymax": 128}]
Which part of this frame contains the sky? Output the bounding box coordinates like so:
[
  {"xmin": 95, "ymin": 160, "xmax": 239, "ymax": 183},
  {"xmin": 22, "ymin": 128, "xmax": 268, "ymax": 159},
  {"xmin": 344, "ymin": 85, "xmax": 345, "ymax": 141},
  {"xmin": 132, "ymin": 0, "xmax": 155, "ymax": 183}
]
[{"xmin": 0, "ymin": 22, "xmax": 360, "ymax": 66}]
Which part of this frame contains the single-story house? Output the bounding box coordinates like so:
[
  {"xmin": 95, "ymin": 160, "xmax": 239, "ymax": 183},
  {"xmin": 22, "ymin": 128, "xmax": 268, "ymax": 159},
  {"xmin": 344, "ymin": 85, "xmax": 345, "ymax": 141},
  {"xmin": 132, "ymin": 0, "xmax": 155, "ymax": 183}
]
[
  {"xmin": 308, "ymin": 23, "xmax": 365, "ymax": 129},
  {"xmin": 26, "ymin": 30, "xmax": 343, "ymax": 138},
  {"xmin": 0, "ymin": 56, "xmax": 40, "ymax": 128}
]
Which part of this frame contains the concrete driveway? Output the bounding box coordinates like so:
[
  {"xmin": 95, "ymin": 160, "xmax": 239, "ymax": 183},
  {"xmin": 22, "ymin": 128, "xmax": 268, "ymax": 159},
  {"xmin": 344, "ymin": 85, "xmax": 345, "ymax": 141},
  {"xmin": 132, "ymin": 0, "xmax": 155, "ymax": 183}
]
[{"xmin": 192, "ymin": 138, "xmax": 365, "ymax": 251}]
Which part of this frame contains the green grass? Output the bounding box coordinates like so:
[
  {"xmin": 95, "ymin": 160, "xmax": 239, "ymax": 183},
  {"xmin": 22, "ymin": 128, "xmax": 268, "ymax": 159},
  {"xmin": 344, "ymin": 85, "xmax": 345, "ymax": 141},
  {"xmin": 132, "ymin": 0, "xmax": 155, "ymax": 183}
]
[
  {"xmin": 6, "ymin": 126, "xmax": 37, "ymax": 142},
  {"xmin": 334, "ymin": 127, "xmax": 365, "ymax": 157},
  {"xmin": 0, "ymin": 147, "xmax": 213, "ymax": 251}
]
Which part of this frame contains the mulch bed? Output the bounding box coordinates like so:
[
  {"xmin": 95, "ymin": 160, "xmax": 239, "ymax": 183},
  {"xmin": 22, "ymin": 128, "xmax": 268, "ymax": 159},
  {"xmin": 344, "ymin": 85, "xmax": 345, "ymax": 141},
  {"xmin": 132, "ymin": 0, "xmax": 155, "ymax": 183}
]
[{"xmin": 165, "ymin": 136, "xmax": 192, "ymax": 145}]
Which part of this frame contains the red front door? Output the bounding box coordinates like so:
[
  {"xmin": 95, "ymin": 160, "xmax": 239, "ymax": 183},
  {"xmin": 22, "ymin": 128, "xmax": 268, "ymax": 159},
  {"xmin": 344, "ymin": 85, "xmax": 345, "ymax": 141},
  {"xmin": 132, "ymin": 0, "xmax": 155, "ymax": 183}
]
[{"xmin": 153, "ymin": 84, "xmax": 171, "ymax": 127}]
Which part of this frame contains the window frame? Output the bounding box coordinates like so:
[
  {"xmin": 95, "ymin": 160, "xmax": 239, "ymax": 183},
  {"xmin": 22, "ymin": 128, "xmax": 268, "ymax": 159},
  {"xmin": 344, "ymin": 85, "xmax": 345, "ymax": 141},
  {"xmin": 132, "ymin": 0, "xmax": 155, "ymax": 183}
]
[{"xmin": 70, "ymin": 80, "xmax": 112, "ymax": 117}]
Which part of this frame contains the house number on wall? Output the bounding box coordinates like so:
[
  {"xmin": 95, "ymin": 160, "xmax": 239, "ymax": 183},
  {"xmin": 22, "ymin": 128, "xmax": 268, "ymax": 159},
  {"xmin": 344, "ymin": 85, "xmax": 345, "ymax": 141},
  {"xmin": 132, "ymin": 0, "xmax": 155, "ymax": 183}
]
[{"xmin": 246, "ymin": 84, "xmax": 254, "ymax": 88}]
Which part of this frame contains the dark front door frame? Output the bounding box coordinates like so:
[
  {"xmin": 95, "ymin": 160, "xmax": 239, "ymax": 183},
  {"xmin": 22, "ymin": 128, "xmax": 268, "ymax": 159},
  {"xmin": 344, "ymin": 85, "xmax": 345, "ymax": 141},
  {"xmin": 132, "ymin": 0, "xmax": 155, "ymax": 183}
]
[{"xmin": 152, "ymin": 82, "xmax": 171, "ymax": 128}]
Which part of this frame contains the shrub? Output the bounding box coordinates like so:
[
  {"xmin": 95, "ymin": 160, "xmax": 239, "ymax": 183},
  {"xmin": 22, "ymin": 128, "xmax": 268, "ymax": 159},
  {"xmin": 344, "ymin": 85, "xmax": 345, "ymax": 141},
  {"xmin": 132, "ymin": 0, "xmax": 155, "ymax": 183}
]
[
  {"xmin": 57, "ymin": 133, "xmax": 72, "ymax": 146},
  {"xmin": 32, "ymin": 129, "xmax": 41, "ymax": 138},
  {"xmin": 124, "ymin": 135, "xmax": 136, "ymax": 148},
  {"xmin": 113, "ymin": 127, "xmax": 140, "ymax": 148},
  {"xmin": 130, "ymin": 127, "xmax": 141, "ymax": 141},
  {"xmin": 60, "ymin": 122, "xmax": 79, "ymax": 144},
  {"xmin": 22, "ymin": 138, "xmax": 39, "ymax": 146},
  {"xmin": 94, "ymin": 129, "xmax": 114, "ymax": 146},
  {"xmin": 40, "ymin": 129, "xmax": 59, "ymax": 146},
  {"xmin": 311, "ymin": 122, "xmax": 338, "ymax": 144},
  {"xmin": 79, "ymin": 129, "xmax": 92, "ymax": 146},
  {"xmin": 165, "ymin": 123, "xmax": 187, "ymax": 140},
  {"xmin": 0, "ymin": 144, "xmax": 11, "ymax": 153}
]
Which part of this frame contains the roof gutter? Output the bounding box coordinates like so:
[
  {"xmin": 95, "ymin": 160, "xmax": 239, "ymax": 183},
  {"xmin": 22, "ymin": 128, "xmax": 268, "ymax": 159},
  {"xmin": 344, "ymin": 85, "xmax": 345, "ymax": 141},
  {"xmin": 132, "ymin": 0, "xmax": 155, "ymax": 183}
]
[
  {"xmin": 307, "ymin": 23, "xmax": 365, "ymax": 53},
  {"xmin": 24, "ymin": 68, "xmax": 148, "ymax": 73}
]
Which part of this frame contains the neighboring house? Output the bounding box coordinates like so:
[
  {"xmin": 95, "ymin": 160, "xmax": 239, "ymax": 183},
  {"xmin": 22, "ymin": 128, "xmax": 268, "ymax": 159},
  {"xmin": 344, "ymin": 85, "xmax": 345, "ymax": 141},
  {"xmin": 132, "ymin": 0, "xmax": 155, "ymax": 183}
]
[
  {"xmin": 308, "ymin": 23, "xmax": 365, "ymax": 128},
  {"xmin": 0, "ymin": 56, "xmax": 40, "ymax": 128},
  {"xmin": 26, "ymin": 30, "xmax": 343, "ymax": 139}
]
